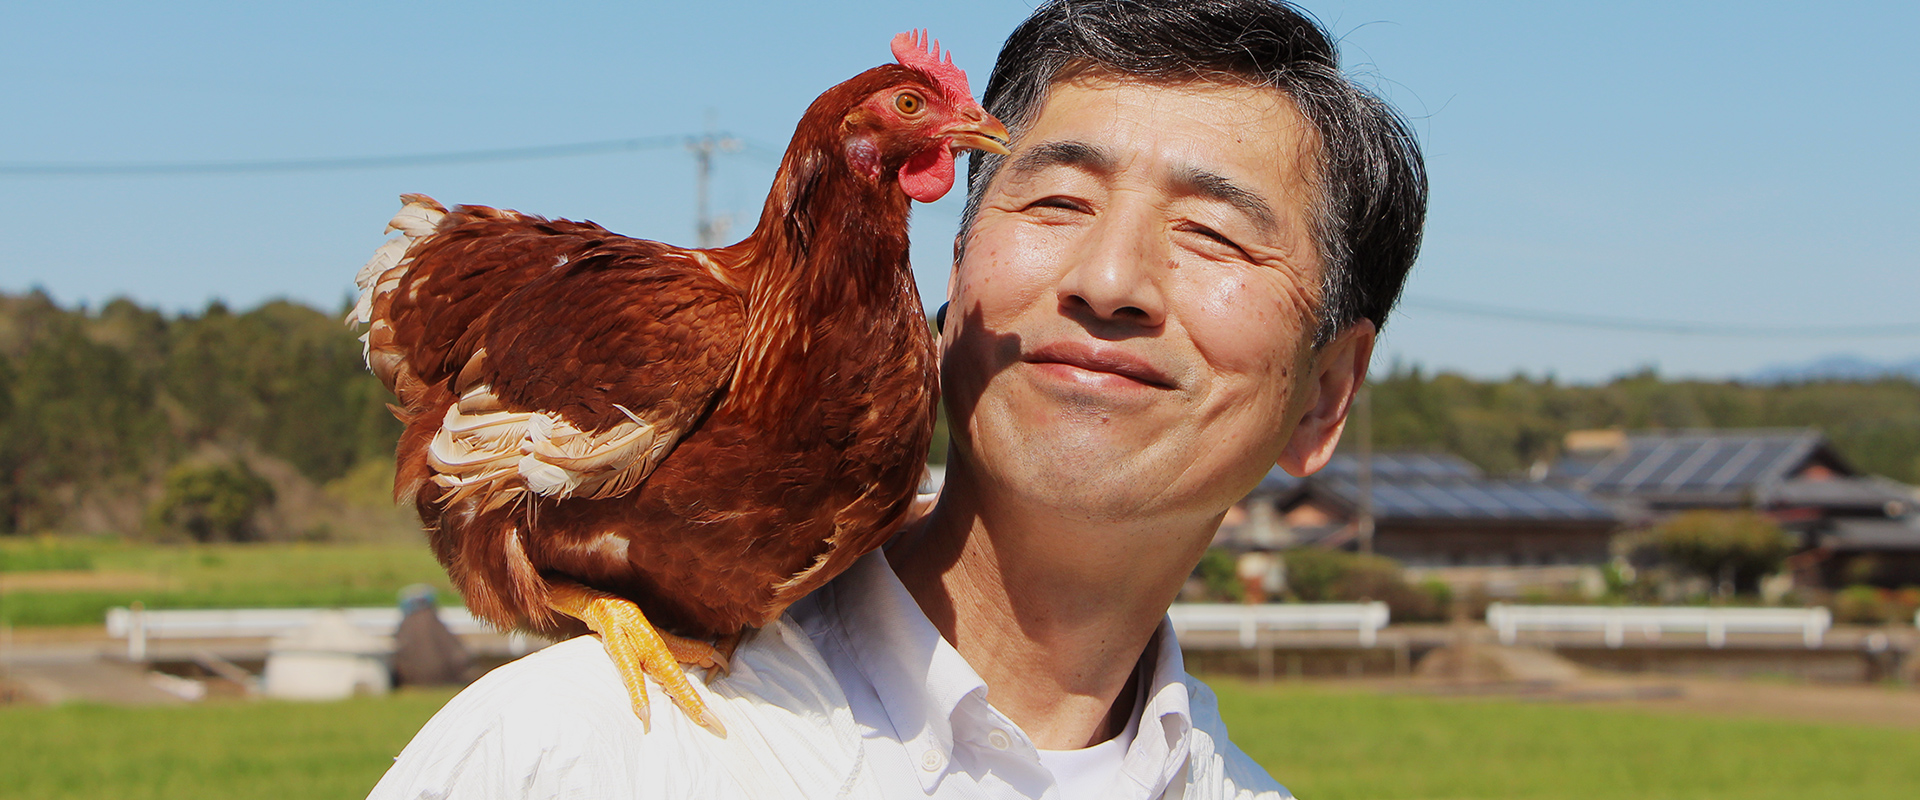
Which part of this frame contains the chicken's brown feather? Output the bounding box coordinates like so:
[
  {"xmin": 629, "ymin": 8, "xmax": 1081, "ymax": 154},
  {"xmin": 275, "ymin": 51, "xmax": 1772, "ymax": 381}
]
[{"xmin": 361, "ymin": 56, "xmax": 972, "ymax": 644}]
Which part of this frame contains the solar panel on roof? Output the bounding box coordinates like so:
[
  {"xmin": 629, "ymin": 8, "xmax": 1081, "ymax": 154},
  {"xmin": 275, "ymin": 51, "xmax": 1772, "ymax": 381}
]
[
  {"xmin": 1686, "ymin": 444, "xmax": 1741, "ymax": 488},
  {"xmin": 1540, "ymin": 489, "xmax": 1607, "ymax": 517},
  {"xmin": 1705, "ymin": 443, "xmax": 1755, "ymax": 488},
  {"xmin": 1313, "ymin": 472, "xmax": 1616, "ymax": 522},
  {"xmin": 1491, "ymin": 485, "xmax": 1552, "ymax": 515},
  {"xmin": 1660, "ymin": 441, "xmax": 1725, "ymax": 490},
  {"xmin": 1730, "ymin": 440, "xmax": 1797, "ymax": 486},
  {"xmin": 1569, "ymin": 431, "xmax": 1827, "ymax": 500},
  {"xmin": 1374, "ymin": 484, "xmax": 1420, "ymax": 516},
  {"xmin": 1417, "ymin": 484, "xmax": 1478, "ymax": 517},
  {"xmin": 1321, "ymin": 453, "xmax": 1484, "ymax": 482},
  {"xmin": 1642, "ymin": 444, "xmax": 1700, "ymax": 489},
  {"xmin": 1455, "ymin": 482, "xmax": 1515, "ymax": 515}
]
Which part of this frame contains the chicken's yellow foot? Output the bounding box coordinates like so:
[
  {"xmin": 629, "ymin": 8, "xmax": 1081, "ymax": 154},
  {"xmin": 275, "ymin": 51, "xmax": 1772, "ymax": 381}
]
[
  {"xmin": 547, "ymin": 582, "xmax": 726, "ymax": 737},
  {"xmin": 662, "ymin": 632, "xmax": 729, "ymax": 675}
]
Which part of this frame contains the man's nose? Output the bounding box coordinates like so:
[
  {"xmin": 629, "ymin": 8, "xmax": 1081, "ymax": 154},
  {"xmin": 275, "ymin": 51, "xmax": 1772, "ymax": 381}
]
[{"xmin": 1055, "ymin": 209, "xmax": 1167, "ymax": 328}]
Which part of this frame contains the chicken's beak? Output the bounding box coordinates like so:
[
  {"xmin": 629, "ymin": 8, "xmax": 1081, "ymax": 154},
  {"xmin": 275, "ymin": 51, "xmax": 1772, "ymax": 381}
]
[{"xmin": 943, "ymin": 111, "xmax": 1011, "ymax": 156}]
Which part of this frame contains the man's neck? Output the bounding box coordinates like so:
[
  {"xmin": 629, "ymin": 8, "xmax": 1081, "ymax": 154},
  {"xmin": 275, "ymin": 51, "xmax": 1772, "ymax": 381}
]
[{"xmin": 886, "ymin": 465, "xmax": 1217, "ymax": 750}]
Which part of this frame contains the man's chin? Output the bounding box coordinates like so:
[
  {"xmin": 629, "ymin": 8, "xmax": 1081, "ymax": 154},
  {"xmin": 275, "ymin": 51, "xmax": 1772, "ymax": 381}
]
[{"xmin": 978, "ymin": 440, "xmax": 1169, "ymax": 517}]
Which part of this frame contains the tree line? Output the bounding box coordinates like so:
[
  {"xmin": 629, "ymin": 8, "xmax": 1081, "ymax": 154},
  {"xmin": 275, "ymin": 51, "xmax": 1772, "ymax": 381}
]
[
  {"xmin": 1364, "ymin": 363, "xmax": 1920, "ymax": 483},
  {"xmin": 0, "ymin": 290, "xmax": 1914, "ymax": 537},
  {"xmin": 0, "ymin": 291, "xmax": 397, "ymax": 536}
]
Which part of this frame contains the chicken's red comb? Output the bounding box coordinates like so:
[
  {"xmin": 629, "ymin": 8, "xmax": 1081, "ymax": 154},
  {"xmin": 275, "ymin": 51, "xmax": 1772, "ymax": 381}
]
[{"xmin": 892, "ymin": 30, "xmax": 974, "ymax": 107}]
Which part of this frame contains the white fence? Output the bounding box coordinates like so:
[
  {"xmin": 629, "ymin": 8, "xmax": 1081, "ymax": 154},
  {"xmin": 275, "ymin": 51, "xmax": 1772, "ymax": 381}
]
[
  {"xmin": 1168, "ymin": 602, "xmax": 1391, "ymax": 647},
  {"xmin": 1485, "ymin": 603, "xmax": 1832, "ymax": 649},
  {"xmin": 105, "ymin": 606, "xmax": 520, "ymax": 661}
]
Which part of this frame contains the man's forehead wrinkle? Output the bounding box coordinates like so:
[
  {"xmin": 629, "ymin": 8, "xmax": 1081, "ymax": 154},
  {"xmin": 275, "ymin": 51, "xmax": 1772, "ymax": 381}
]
[
  {"xmin": 1005, "ymin": 139, "xmax": 1116, "ymax": 181},
  {"xmin": 1172, "ymin": 165, "xmax": 1276, "ymax": 235}
]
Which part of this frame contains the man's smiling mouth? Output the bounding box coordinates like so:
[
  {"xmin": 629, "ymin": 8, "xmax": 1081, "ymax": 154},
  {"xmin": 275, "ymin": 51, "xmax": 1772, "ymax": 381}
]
[{"xmin": 1024, "ymin": 341, "xmax": 1178, "ymax": 390}]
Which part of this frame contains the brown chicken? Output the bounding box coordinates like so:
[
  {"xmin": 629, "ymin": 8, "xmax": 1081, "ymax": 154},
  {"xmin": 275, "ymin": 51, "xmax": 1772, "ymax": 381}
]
[{"xmin": 349, "ymin": 31, "xmax": 1007, "ymax": 735}]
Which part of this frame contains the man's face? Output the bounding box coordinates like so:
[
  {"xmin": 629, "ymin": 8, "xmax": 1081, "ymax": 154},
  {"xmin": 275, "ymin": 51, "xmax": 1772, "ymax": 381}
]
[{"xmin": 942, "ymin": 73, "xmax": 1337, "ymax": 526}]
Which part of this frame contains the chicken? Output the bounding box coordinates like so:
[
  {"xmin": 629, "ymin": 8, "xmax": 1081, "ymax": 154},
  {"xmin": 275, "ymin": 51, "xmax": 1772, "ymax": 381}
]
[{"xmin": 349, "ymin": 31, "xmax": 1007, "ymax": 735}]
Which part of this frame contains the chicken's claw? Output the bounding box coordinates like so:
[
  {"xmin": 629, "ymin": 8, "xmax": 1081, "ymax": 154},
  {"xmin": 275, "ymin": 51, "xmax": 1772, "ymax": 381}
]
[
  {"xmin": 662, "ymin": 632, "xmax": 729, "ymax": 676},
  {"xmin": 547, "ymin": 582, "xmax": 727, "ymax": 737}
]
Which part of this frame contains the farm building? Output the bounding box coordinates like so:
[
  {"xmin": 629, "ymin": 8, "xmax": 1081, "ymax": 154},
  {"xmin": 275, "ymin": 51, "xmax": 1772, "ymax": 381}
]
[
  {"xmin": 1547, "ymin": 428, "xmax": 1920, "ymax": 588},
  {"xmin": 1220, "ymin": 453, "xmax": 1620, "ymax": 595}
]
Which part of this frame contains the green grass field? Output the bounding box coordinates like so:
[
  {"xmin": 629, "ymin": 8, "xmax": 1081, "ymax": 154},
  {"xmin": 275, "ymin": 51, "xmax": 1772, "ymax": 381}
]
[
  {"xmin": 0, "ymin": 690, "xmax": 458, "ymax": 800},
  {"xmin": 0, "ymin": 539, "xmax": 455, "ymax": 626},
  {"xmin": 1212, "ymin": 680, "xmax": 1920, "ymax": 799},
  {"xmin": 2, "ymin": 680, "xmax": 1914, "ymax": 799}
]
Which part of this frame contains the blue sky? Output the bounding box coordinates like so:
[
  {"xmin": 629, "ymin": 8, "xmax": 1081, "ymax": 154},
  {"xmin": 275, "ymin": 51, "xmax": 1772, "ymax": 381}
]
[{"xmin": 3, "ymin": 1, "xmax": 1915, "ymax": 382}]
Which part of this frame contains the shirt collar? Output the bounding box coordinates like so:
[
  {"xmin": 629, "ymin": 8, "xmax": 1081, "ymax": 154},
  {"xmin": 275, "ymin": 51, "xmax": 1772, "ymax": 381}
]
[
  {"xmin": 1129, "ymin": 618, "xmax": 1196, "ymax": 797},
  {"xmin": 822, "ymin": 550, "xmax": 985, "ymax": 792},
  {"xmin": 816, "ymin": 549, "xmax": 1198, "ymax": 797}
]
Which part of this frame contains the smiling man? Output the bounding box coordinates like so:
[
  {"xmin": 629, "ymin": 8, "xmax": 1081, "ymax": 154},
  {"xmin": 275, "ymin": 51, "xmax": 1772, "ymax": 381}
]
[
  {"xmin": 816, "ymin": 0, "xmax": 1424, "ymax": 797},
  {"xmin": 369, "ymin": 1, "xmax": 1422, "ymax": 798}
]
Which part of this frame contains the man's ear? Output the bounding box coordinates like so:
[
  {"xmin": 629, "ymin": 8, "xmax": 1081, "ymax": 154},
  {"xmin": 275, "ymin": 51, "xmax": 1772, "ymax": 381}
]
[{"xmin": 1276, "ymin": 319, "xmax": 1376, "ymax": 477}]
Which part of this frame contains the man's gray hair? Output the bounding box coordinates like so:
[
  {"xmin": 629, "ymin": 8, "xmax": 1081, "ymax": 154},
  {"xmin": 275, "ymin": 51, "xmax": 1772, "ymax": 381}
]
[{"xmin": 961, "ymin": 0, "xmax": 1427, "ymax": 346}]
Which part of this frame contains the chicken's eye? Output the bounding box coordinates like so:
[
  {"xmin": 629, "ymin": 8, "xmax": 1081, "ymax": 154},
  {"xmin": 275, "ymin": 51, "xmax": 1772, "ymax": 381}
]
[{"xmin": 894, "ymin": 91, "xmax": 925, "ymax": 115}]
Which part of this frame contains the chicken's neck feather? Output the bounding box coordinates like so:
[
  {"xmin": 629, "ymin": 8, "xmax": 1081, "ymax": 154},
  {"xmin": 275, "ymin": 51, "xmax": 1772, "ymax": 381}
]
[{"xmin": 709, "ymin": 133, "xmax": 925, "ymax": 418}]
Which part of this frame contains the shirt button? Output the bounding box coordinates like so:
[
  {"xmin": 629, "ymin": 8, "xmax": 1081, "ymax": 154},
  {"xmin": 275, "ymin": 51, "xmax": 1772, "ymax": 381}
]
[
  {"xmin": 987, "ymin": 730, "xmax": 1011, "ymax": 750},
  {"xmin": 920, "ymin": 750, "xmax": 944, "ymax": 771}
]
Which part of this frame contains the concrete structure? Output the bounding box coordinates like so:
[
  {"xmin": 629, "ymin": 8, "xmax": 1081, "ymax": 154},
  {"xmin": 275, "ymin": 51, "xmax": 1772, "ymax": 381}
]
[
  {"xmin": 1486, "ymin": 603, "xmax": 1832, "ymax": 649},
  {"xmin": 1168, "ymin": 602, "xmax": 1390, "ymax": 647},
  {"xmin": 106, "ymin": 605, "xmax": 530, "ymax": 662},
  {"xmin": 261, "ymin": 611, "xmax": 393, "ymax": 700}
]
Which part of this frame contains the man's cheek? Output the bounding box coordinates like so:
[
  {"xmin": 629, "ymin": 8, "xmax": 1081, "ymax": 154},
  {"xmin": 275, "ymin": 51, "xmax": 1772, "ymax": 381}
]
[
  {"xmin": 962, "ymin": 258, "xmax": 1054, "ymax": 325},
  {"xmin": 1185, "ymin": 275, "xmax": 1298, "ymax": 375}
]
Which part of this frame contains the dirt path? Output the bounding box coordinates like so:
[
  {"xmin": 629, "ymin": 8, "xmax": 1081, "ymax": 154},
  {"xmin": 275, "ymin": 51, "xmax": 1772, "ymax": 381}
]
[
  {"xmin": 1609, "ymin": 674, "xmax": 1920, "ymax": 728},
  {"xmin": 1387, "ymin": 644, "xmax": 1920, "ymax": 728},
  {"xmin": 0, "ymin": 570, "xmax": 170, "ymax": 591}
]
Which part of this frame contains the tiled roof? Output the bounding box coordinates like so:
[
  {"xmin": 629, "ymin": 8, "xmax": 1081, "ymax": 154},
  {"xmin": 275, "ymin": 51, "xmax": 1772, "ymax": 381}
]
[
  {"xmin": 1313, "ymin": 475, "xmax": 1616, "ymax": 523},
  {"xmin": 1822, "ymin": 517, "xmax": 1920, "ymax": 552},
  {"xmin": 1767, "ymin": 476, "xmax": 1916, "ymax": 511},
  {"xmin": 1252, "ymin": 452, "xmax": 1481, "ymax": 496},
  {"xmin": 1254, "ymin": 454, "xmax": 1616, "ymax": 524},
  {"xmin": 1316, "ymin": 452, "xmax": 1484, "ymax": 481},
  {"xmin": 1552, "ymin": 429, "xmax": 1846, "ymax": 502}
]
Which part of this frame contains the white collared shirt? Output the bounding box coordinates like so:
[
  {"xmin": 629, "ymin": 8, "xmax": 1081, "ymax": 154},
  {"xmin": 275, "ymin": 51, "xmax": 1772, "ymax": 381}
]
[
  {"xmin": 367, "ymin": 551, "xmax": 1290, "ymax": 800},
  {"xmin": 792, "ymin": 550, "xmax": 1214, "ymax": 800}
]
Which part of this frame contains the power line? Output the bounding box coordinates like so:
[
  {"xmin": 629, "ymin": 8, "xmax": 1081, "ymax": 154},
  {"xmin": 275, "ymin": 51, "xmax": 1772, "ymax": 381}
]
[
  {"xmin": 1403, "ymin": 296, "xmax": 1920, "ymax": 338},
  {"xmin": 0, "ymin": 135, "xmax": 703, "ymax": 177}
]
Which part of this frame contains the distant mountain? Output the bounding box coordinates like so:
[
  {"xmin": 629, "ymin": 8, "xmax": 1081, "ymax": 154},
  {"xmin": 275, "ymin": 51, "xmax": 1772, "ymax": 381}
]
[{"xmin": 1747, "ymin": 355, "xmax": 1920, "ymax": 383}]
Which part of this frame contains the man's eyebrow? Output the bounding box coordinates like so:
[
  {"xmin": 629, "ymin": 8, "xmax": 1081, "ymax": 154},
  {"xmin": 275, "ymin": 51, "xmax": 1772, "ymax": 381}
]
[
  {"xmin": 1004, "ymin": 140, "xmax": 1115, "ymax": 179},
  {"xmin": 1175, "ymin": 167, "xmax": 1277, "ymax": 236}
]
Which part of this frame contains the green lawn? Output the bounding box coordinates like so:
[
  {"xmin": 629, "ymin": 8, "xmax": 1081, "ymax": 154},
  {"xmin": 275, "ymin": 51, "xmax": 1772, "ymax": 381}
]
[
  {"xmin": 0, "ymin": 690, "xmax": 457, "ymax": 800},
  {"xmin": 3, "ymin": 680, "xmax": 1914, "ymax": 799},
  {"xmin": 0, "ymin": 539, "xmax": 455, "ymax": 626},
  {"xmin": 1213, "ymin": 680, "xmax": 1920, "ymax": 800}
]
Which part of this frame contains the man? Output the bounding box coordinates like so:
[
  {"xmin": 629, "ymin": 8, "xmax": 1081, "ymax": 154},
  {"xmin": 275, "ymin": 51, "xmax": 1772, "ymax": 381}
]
[
  {"xmin": 368, "ymin": 1, "xmax": 1423, "ymax": 798},
  {"xmin": 391, "ymin": 585, "xmax": 471, "ymax": 687}
]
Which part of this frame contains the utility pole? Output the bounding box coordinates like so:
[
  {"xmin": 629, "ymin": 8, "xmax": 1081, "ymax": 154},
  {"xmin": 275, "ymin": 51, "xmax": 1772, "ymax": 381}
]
[
  {"xmin": 687, "ymin": 114, "xmax": 740, "ymax": 248},
  {"xmin": 1356, "ymin": 384, "xmax": 1375, "ymax": 556}
]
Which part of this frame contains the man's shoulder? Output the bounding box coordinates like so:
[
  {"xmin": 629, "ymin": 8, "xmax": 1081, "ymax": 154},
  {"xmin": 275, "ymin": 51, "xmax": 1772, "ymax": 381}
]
[
  {"xmin": 1180, "ymin": 675, "xmax": 1295, "ymax": 800},
  {"xmin": 365, "ymin": 636, "xmax": 674, "ymax": 799},
  {"xmin": 367, "ymin": 620, "xmax": 872, "ymax": 800}
]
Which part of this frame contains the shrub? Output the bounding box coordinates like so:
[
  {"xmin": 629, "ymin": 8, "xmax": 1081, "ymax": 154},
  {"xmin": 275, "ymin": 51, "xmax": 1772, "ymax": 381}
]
[
  {"xmin": 1278, "ymin": 548, "xmax": 1447, "ymax": 622},
  {"xmin": 1832, "ymin": 584, "xmax": 1920, "ymax": 625},
  {"xmin": 1192, "ymin": 547, "xmax": 1245, "ymax": 602},
  {"xmin": 1652, "ymin": 510, "xmax": 1792, "ymax": 596},
  {"xmin": 148, "ymin": 461, "xmax": 275, "ymax": 542}
]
